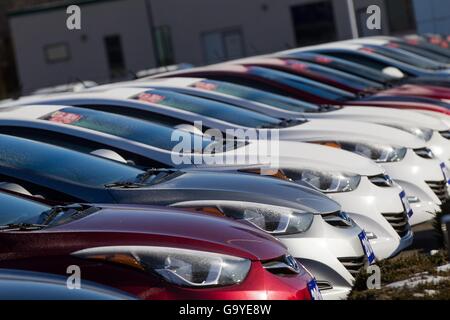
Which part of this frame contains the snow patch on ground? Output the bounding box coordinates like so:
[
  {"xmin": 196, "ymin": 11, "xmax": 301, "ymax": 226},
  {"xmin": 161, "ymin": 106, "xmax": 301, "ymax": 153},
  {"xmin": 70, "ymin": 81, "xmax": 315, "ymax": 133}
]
[{"xmin": 385, "ymin": 263, "xmax": 450, "ymax": 289}]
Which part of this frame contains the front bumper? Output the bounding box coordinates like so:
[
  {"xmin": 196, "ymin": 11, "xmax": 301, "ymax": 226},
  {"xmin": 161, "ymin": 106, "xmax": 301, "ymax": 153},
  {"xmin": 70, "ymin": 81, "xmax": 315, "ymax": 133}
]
[
  {"xmin": 144, "ymin": 261, "xmax": 314, "ymax": 300},
  {"xmin": 427, "ymin": 131, "xmax": 450, "ymax": 167},
  {"xmin": 279, "ymin": 216, "xmax": 364, "ymax": 300},
  {"xmin": 382, "ymin": 149, "xmax": 448, "ymax": 225},
  {"xmin": 330, "ymin": 177, "xmax": 412, "ymax": 260}
]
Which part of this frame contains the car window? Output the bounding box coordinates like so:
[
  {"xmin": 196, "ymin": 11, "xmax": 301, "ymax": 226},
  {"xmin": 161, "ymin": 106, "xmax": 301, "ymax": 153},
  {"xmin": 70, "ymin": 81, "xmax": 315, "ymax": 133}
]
[
  {"xmin": 41, "ymin": 107, "xmax": 212, "ymax": 152},
  {"xmin": 321, "ymin": 51, "xmax": 392, "ymax": 71},
  {"xmin": 190, "ymin": 79, "xmax": 320, "ymax": 113},
  {"xmin": 133, "ymin": 88, "xmax": 282, "ymax": 128},
  {"xmin": 0, "ymin": 134, "xmax": 143, "ymax": 187},
  {"xmin": 287, "ymin": 52, "xmax": 394, "ymax": 82},
  {"xmin": 283, "ymin": 60, "xmax": 383, "ymax": 91},
  {"xmin": 366, "ymin": 45, "xmax": 444, "ymax": 70},
  {"xmin": 0, "ymin": 192, "xmax": 50, "ymax": 225},
  {"xmin": 390, "ymin": 43, "xmax": 450, "ymax": 63},
  {"xmin": 246, "ymin": 66, "xmax": 356, "ymax": 101}
]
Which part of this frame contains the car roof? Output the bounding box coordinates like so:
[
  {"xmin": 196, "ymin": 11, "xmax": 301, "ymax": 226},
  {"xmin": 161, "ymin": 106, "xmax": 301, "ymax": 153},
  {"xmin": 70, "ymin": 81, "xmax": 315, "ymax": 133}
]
[
  {"xmin": 150, "ymin": 64, "xmax": 248, "ymax": 78},
  {"xmin": 0, "ymin": 87, "xmax": 148, "ymax": 108},
  {"xmin": 0, "ymin": 104, "xmax": 62, "ymax": 119},
  {"xmin": 90, "ymin": 77, "xmax": 203, "ymax": 91}
]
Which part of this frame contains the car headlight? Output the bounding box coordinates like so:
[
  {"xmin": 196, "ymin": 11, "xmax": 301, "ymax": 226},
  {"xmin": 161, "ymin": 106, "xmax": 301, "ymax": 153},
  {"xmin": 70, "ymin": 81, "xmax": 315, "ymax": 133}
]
[
  {"xmin": 315, "ymin": 141, "xmax": 407, "ymax": 163},
  {"xmin": 173, "ymin": 201, "xmax": 314, "ymax": 235},
  {"xmin": 72, "ymin": 246, "xmax": 251, "ymax": 287},
  {"xmin": 392, "ymin": 126, "xmax": 434, "ymax": 142},
  {"xmin": 282, "ymin": 169, "xmax": 361, "ymax": 193}
]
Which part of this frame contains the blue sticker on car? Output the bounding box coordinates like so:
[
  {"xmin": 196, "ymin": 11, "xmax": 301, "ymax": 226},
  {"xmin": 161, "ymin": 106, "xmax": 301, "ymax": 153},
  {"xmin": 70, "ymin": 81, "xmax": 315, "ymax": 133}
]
[
  {"xmin": 440, "ymin": 162, "xmax": 450, "ymax": 184},
  {"xmin": 399, "ymin": 190, "xmax": 413, "ymax": 218},
  {"xmin": 307, "ymin": 278, "xmax": 322, "ymax": 300},
  {"xmin": 359, "ymin": 230, "xmax": 376, "ymax": 265}
]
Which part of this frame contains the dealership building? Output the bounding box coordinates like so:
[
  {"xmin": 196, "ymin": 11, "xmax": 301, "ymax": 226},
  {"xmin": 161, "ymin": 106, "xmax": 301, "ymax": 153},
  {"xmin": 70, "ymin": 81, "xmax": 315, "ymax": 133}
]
[{"xmin": 8, "ymin": 0, "xmax": 419, "ymax": 94}]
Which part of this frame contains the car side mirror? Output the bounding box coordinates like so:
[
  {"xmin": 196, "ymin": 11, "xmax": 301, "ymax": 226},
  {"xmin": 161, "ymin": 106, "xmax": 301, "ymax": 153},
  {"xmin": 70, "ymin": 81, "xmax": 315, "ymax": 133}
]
[
  {"xmin": 0, "ymin": 182, "xmax": 33, "ymax": 196},
  {"xmin": 382, "ymin": 66, "xmax": 405, "ymax": 78},
  {"xmin": 90, "ymin": 149, "xmax": 128, "ymax": 164}
]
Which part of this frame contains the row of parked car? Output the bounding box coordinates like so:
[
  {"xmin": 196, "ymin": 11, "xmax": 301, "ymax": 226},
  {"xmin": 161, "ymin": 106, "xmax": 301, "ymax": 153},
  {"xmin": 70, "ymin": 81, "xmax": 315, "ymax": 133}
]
[{"xmin": 1, "ymin": 34, "xmax": 450, "ymax": 300}]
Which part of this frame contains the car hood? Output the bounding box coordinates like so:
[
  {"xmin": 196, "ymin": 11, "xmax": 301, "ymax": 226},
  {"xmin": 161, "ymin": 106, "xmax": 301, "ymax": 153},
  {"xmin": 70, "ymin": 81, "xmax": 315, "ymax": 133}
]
[
  {"xmin": 307, "ymin": 106, "xmax": 448, "ymax": 131},
  {"xmin": 229, "ymin": 140, "xmax": 383, "ymax": 176},
  {"xmin": 280, "ymin": 119, "xmax": 426, "ymax": 149},
  {"xmin": 107, "ymin": 170, "xmax": 341, "ymax": 214},
  {"xmin": 42, "ymin": 205, "xmax": 288, "ymax": 261}
]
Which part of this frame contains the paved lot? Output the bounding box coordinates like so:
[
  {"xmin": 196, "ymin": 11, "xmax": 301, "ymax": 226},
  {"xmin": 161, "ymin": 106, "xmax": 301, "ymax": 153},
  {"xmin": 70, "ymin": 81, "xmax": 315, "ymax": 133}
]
[{"xmin": 400, "ymin": 222, "xmax": 441, "ymax": 257}]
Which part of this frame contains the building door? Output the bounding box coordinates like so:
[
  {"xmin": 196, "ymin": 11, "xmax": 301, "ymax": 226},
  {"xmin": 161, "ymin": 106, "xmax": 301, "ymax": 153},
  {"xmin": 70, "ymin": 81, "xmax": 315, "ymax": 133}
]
[
  {"xmin": 290, "ymin": 1, "xmax": 337, "ymax": 46},
  {"xmin": 104, "ymin": 35, "xmax": 126, "ymax": 79},
  {"xmin": 385, "ymin": 0, "xmax": 416, "ymax": 34}
]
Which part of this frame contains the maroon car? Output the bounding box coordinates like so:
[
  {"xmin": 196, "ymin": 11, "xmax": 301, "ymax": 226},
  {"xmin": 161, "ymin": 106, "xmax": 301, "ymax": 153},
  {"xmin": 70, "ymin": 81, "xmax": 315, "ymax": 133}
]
[{"xmin": 0, "ymin": 190, "xmax": 319, "ymax": 300}]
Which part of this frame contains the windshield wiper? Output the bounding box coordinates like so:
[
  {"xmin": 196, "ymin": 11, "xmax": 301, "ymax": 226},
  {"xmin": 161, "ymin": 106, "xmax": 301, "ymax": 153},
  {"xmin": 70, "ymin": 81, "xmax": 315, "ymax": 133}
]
[
  {"xmin": 104, "ymin": 181, "xmax": 148, "ymax": 188},
  {"xmin": 38, "ymin": 203, "xmax": 92, "ymax": 225},
  {"xmin": 0, "ymin": 223, "xmax": 47, "ymax": 231},
  {"xmin": 135, "ymin": 168, "xmax": 180, "ymax": 185}
]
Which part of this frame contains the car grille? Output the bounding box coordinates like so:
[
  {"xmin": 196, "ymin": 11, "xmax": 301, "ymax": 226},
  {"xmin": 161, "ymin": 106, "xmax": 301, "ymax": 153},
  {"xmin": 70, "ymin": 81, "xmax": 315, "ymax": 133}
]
[
  {"xmin": 369, "ymin": 174, "xmax": 393, "ymax": 187},
  {"xmin": 439, "ymin": 131, "xmax": 450, "ymax": 140},
  {"xmin": 338, "ymin": 256, "xmax": 365, "ymax": 277},
  {"xmin": 381, "ymin": 211, "xmax": 410, "ymax": 238},
  {"xmin": 316, "ymin": 280, "xmax": 333, "ymax": 291},
  {"xmin": 414, "ymin": 148, "xmax": 434, "ymax": 159},
  {"xmin": 322, "ymin": 211, "xmax": 353, "ymax": 228},
  {"xmin": 262, "ymin": 255, "xmax": 300, "ymax": 276},
  {"xmin": 426, "ymin": 180, "xmax": 449, "ymax": 202}
]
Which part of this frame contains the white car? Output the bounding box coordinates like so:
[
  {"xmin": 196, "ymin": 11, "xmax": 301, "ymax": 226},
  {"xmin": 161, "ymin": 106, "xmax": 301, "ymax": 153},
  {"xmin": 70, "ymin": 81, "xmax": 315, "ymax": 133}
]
[
  {"xmin": 14, "ymin": 86, "xmax": 445, "ymax": 227},
  {"xmin": 91, "ymin": 77, "xmax": 450, "ymax": 166},
  {"xmin": 0, "ymin": 103, "xmax": 413, "ymax": 263}
]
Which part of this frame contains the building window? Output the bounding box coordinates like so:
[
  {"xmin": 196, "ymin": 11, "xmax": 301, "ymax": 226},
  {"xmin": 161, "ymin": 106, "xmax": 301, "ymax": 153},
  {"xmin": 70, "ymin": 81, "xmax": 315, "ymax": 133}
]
[
  {"xmin": 154, "ymin": 26, "xmax": 175, "ymax": 67},
  {"xmin": 104, "ymin": 35, "xmax": 126, "ymax": 79},
  {"xmin": 290, "ymin": 1, "xmax": 337, "ymax": 46},
  {"xmin": 385, "ymin": 0, "xmax": 416, "ymax": 34},
  {"xmin": 202, "ymin": 28, "xmax": 245, "ymax": 64},
  {"xmin": 44, "ymin": 43, "xmax": 70, "ymax": 63}
]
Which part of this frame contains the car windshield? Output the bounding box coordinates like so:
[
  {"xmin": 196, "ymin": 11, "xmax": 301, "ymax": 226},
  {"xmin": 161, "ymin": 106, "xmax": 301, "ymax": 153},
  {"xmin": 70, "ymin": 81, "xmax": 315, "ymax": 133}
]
[
  {"xmin": 0, "ymin": 134, "xmax": 143, "ymax": 187},
  {"xmin": 390, "ymin": 42, "xmax": 450, "ymax": 64},
  {"xmin": 246, "ymin": 66, "xmax": 356, "ymax": 102},
  {"xmin": 0, "ymin": 192, "xmax": 50, "ymax": 225},
  {"xmin": 133, "ymin": 88, "xmax": 282, "ymax": 128},
  {"xmin": 286, "ymin": 52, "xmax": 395, "ymax": 83},
  {"xmin": 190, "ymin": 79, "xmax": 320, "ymax": 113},
  {"xmin": 364, "ymin": 45, "xmax": 445, "ymax": 70},
  {"xmin": 41, "ymin": 107, "xmax": 213, "ymax": 152},
  {"xmin": 283, "ymin": 59, "xmax": 384, "ymax": 91}
]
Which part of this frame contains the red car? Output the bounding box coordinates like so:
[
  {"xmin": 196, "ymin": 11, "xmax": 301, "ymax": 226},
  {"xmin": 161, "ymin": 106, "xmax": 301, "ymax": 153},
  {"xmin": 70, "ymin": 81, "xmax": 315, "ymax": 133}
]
[
  {"xmin": 0, "ymin": 190, "xmax": 319, "ymax": 300},
  {"xmin": 156, "ymin": 64, "xmax": 450, "ymax": 116}
]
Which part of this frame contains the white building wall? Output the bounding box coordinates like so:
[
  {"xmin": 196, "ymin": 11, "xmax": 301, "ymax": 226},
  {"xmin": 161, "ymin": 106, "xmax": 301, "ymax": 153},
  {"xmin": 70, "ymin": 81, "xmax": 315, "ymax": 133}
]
[
  {"xmin": 10, "ymin": 0, "xmax": 155, "ymax": 93},
  {"xmin": 9, "ymin": 0, "xmax": 398, "ymax": 94}
]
